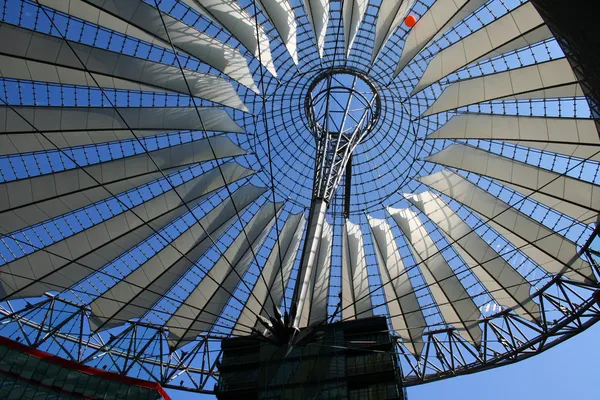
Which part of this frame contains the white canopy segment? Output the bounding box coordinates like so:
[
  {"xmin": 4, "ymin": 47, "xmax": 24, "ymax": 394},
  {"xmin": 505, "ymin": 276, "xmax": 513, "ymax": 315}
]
[
  {"xmin": 419, "ymin": 170, "xmax": 597, "ymax": 283},
  {"xmin": 0, "ymin": 162, "xmax": 255, "ymax": 300},
  {"xmin": 89, "ymin": 184, "xmax": 266, "ymax": 332},
  {"xmin": 303, "ymin": 0, "xmax": 330, "ymax": 58},
  {"xmin": 0, "ymin": 136, "xmax": 247, "ymax": 233},
  {"xmin": 299, "ymin": 220, "xmax": 333, "ymax": 327},
  {"xmin": 343, "ymin": 0, "xmax": 369, "ymax": 56},
  {"xmin": 341, "ymin": 220, "xmax": 373, "ymax": 321},
  {"xmin": 35, "ymin": 0, "xmax": 259, "ymax": 93},
  {"xmin": 396, "ymin": 0, "xmax": 487, "ymax": 74},
  {"xmin": 389, "ymin": 207, "xmax": 483, "ymax": 345},
  {"xmin": 405, "ymin": 192, "xmax": 540, "ymax": 322},
  {"xmin": 368, "ymin": 217, "xmax": 425, "ymax": 356},
  {"xmin": 233, "ymin": 212, "xmax": 306, "ymax": 335},
  {"xmin": 167, "ymin": 201, "xmax": 283, "ymax": 349},
  {"xmin": 423, "ymin": 58, "xmax": 583, "ymax": 116},
  {"xmin": 257, "ymin": 0, "xmax": 299, "ymax": 64},
  {"xmin": 425, "ymin": 144, "xmax": 600, "ymax": 223},
  {"xmin": 428, "ymin": 113, "xmax": 600, "ymax": 162},
  {"xmin": 180, "ymin": 0, "xmax": 277, "ymax": 77},
  {"xmin": 0, "ymin": 23, "xmax": 248, "ymax": 111},
  {"xmin": 412, "ymin": 2, "xmax": 552, "ymax": 94},
  {"xmin": 372, "ymin": 0, "xmax": 417, "ymax": 62},
  {"xmin": 0, "ymin": 106, "xmax": 244, "ymax": 135}
]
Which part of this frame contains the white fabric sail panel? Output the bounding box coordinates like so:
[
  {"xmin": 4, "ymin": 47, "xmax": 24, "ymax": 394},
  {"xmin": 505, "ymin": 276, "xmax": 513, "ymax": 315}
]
[
  {"xmin": 0, "ymin": 106, "xmax": 244, "ymax": 134},
  {"xmin": 180, "ymin": 0, "xmax": 277, "ymax": 77},
  {"xmin": 405, "ymin": 192, "xmax": 540, "ymax": 322},
  {"xmin": 428, "ymin": 113, "xmax": 599, "ymax": 144},
  {"xmin": 368, "ymin": 217, "xmax": 425, "ymax": 356},
  {"xmin": 0, "ymin": 135, "xmax": 246, "ymax": 232},
  {"xmin": 418, "ymin": 170, "xmax": 596, "ymax": 283},
  {"xmin": 89, "ymin": 184, "xmax": 266, "ymax": 331},
  {"xmin": 65, "ymin": 0, "xmax": 258, "ymax": 93},
  {"xmin": 0, "ymin": 130, "xmax": 171, "ymax": 156},
  {"xmin": 298, "ymin": 220, "xmax": 333, "ymax": 328},
  {"xmin": 372, "ymin": 0, "xmax": 417, "ymax": 62},
  {"xmin": 233, "ymin": 212, "xmax": 306, "ymax": 335},
  {"xmin": 303, "ymin": 0, "xmax": 329, "ymax": 58},
  {"xmin": 396, "ymin": 0, "xmax": 487, "ymax": 74},
  {"xmin": 0, "ymin": 166, "xmax": 185, "ymax": 234},
  {"xmin": 423, "ymin": 58, "xmax": 581, "ymax": 116},
  {"xmin": 0, "ymin": 162, "xmax": 255, "ymax": 300},
  {"xmin": 343, "ymin": 0, "xmax": 368, "ymax": 56},
  {"xmin": 413, "ymin": 2, "xmax": 550, "ymax": 94},
  {"xmin": 425, "ymin": 144, "xmax": 600, "ymax": 223},
  {"xmin": 0, "ymin": 24, "xmax": 248, "ymax": 111},
  {"xmin": 428, "ymin": 112, "xmax": 600, "ymax": 160},
  {"xmin": 167, "ymin": 202, "xmax": 282, "ymax": 348},
  {"xmin": 341, "ymin": 220, "xmax": 373, "ymax": 321},
  {"xmin": 257, "ymin": 0, "xmax": 298, "ymax": 64},
  {"xmin": 389, "ymin": 207, "xmax": 482, "ymax": 345}
]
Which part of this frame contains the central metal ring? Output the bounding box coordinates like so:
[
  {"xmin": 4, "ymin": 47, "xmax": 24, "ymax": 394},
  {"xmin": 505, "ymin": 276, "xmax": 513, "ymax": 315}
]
[{"xmin": 304, "ymin": 68, "xmax": 381, "ymax": 141}]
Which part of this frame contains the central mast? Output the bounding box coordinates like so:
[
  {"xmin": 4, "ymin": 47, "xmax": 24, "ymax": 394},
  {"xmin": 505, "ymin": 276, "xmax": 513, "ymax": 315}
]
[{"xmin": 291, "ymin": 68, "xmax": 380, "ymax": 327}]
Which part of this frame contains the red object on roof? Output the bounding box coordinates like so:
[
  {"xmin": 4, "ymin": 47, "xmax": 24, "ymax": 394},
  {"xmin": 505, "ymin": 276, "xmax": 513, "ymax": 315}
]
[{"xmin": 404, "ymin": 15, "xmax": 417, "ymax": 28}]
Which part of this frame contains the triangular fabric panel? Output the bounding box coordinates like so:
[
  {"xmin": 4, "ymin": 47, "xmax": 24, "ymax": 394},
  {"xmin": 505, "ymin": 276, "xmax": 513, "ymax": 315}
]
[
  {"xmin": 368, "ymin": 216, "xmax": 426, "ymax": 356},
  {"xmin": 0, "ymin": 162, "xmax": 255, "ymax": 300},
  {"xmin": 232, "ymin": 212, "xmax": 305, "ymax": 335},
  {"xmin": 396, "ymin": 0, "xmax": 487, "ymax": 74},
  {"xmin": 405, "ymin": 192, "xmax": 541, "ymax": 322},
  {"xmin": 423, "ymin": 58, "xmax": 582, "ymax": 116},
  {"xmin": 389, "ymin": 207, "xmax": 483, "ymax": 346},
  {"xmin": 418, "ymin": 170, "xmax": 597, "ymax": 283},
  {"xmin": 167, "ymin": 201, "xmax": 283, "ymax": 349},
  {"xmin": 412, "ymin": 2, "xmax": 551, "ymax": 94},
  {"xmin": 89, "ymin": 184, "xmax": 266, "ymax": 332},
  {"xmin": 0, "ymin": 136, "xmax": 247, "ymax": 233},
  {"xmin": 425, "ymin": 144, "xmax": 600, "ymax": 223},
  {"xmin": 341, "ymin": 220, "xmax": 373, "ymax": 321},
  {"xmin": 0, "ymin": 23, "xmax": 248, "ymax": 111}
]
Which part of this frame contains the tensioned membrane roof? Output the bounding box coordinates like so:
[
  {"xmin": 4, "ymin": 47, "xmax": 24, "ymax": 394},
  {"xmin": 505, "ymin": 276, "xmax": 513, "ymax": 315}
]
[{"xmin": 0, "ymin": 0, "xmax": 599, "ymax": 391}]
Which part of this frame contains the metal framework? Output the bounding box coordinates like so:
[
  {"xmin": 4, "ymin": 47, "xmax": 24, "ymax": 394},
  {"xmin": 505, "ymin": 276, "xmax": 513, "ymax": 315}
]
[{"xmin": 0, "ymin": 0, "xmax": 600, "ymax": 397}]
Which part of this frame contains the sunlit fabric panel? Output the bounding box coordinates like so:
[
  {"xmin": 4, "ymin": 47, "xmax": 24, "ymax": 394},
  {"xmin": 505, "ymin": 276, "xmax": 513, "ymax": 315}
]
[
  {"xmin": 405, "ymin": 192, "xmax": 541, "ymax": 322},
  {"xmin": 341, "ymin": 220, "xmax": 373, "ymax": 321},
  {"xmin": 419, "ymin": 170, "xmax": 597, "ymax": 283},
  {"xmin": 179, "ymin": 0, "xmax": 277, "ymax": 77},
  {"xmin": 368, "ymin": 217, "xmax": 425, "ymax": 356},
  {"xmin": 303, "ymin": 0, "xmax": 329, "ymax": 58},
  {"xmin": 167, "ymin": 201, "xmax": 282, "ymax": 349},
  {"xmin": 343, "ymin": 0, "xmax": 368, "ymax": 56},
  {"xmin": 372, "ymin": 0, "xmax": 416, "ymax": 62},
  {"xmin": 0, "ymin": 136, "xmax": 247, "ymax": 233},
  {"xmin": 37, "ymin": 0, "xmax": 259, "ymax": 93},
  {"xmin": 257, "ymin": 0, "xmax": 298, "ymax": 64},
  {"xmin": 232, "ymin": 212, "xmax": 305, "ymax": 335},
  {"xmin": 0, "ymin": 23, "xmax": 248, "ymax": 111},
  {"xmin": 299, "ymin": 220, "xmax": 333, "ymax": 328},
  {"xmin": 413, "ymin": 2, "xmax": 552, "ymax": 94},
  {"xmin": 88, "ymin": 184, "xmax": 266, "ymax": 332},
  {"xmin": 425, "ymin": 144, "xmax": 600, "ymax": 223},
  {"xmin": 396, "ymin": 0, "xmax": 487, "ymax": 74},
  {"xmin": 389, "ymin": 207, "xmax": 483, "ymax": 345},
  {"xmin": 427, "ymin": 113, "xmax": 600, "ymax": 162},
  {"xmin": 0, "ymin": 106, "xmax": 244, "ymax": 135},
  {"xmin": 0, "ymin": 162, "xmax": 254, "ymax": 300},
  {"xmin": 423, "ymin": 58, "xmax": 583, "ymax": 116}
]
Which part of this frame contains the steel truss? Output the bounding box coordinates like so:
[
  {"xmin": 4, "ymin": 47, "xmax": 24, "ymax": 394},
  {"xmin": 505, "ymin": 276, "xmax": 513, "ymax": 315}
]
[{"xmin": 0, "ymin": 231, "xmax": 598, "ymax": 395}]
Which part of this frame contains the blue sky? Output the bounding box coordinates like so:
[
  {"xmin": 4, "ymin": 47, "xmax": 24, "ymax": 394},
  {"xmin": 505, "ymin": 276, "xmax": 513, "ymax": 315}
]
[{"xmin": 166, "ymin": 321, "xmax": 600, "ymax": 399}]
